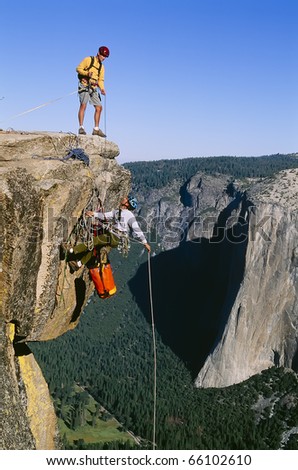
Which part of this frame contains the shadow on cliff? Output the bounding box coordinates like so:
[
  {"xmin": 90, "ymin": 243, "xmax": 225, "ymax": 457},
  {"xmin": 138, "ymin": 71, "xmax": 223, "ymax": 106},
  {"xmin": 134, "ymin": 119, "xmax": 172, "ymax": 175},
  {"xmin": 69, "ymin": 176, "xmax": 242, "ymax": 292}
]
[
  {"xmin": 129, "ymin": 195, "xmax": 250, "ymax": 378},
  {"xmin": 70, "ymin": 277, "xmax": 87, "ymax": 323}
]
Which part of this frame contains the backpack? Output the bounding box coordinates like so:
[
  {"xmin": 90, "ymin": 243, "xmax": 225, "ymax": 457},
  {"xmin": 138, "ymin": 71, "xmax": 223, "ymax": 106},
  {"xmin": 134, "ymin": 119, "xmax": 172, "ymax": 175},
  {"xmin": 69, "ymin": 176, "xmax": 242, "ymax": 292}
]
[
  {"xmin": 89, "ymin": 263, "xmax": 117, "ymax": 299},
  {"xmin": 63, "ymin": 148, "xmax": 90, "ymax": 166},
  {"xmin": 77, "ymin": 56, "xmax": 102, "ymax": 82}
]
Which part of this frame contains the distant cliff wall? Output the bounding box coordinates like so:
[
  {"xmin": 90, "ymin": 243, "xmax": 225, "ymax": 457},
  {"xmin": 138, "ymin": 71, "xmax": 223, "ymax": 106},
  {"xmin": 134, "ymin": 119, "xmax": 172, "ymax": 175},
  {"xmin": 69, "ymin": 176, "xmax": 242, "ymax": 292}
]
[
  {"xmin": 0, "ymin": 131, "xmax": 130, "ymax": 449},
  {"xmin": 195, "ymin": 170, "xmax": 298, "ymax": 387},
  {"xmin": 132, "ymin": 168, "xmax": 298, "ymax": 388}
]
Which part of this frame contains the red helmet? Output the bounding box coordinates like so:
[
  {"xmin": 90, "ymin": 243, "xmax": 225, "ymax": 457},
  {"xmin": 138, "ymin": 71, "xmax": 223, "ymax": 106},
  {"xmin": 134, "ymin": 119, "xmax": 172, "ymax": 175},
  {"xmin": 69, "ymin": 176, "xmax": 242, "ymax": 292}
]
[{"xmin": 99, "ymin": 46, "xmax": 110, "ymax": 58}]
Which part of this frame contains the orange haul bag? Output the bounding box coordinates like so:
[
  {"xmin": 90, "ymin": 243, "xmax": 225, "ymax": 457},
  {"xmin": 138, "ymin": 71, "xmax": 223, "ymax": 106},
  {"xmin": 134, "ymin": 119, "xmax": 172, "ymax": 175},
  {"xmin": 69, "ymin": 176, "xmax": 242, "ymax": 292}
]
[{"xmin": 89, "ymin": 264, "xmax": 117, "ymax": 298}]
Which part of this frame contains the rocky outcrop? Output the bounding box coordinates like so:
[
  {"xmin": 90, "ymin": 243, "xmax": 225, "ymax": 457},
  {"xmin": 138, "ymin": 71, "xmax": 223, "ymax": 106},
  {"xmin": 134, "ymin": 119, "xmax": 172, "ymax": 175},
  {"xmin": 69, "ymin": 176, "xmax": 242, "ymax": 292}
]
[
  {"xmin": 195, "ymin": 169, "xmax": 298, "ymax": 388},
  {"xmin": 0, "ymin": 131, "xmax": 130, "ymax": 449}
]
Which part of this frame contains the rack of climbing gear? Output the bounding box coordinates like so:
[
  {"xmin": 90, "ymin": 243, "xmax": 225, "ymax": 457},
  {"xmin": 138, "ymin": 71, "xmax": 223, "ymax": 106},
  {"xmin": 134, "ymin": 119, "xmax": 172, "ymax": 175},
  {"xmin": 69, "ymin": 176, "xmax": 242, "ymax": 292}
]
[{"xmin": 65, "ymin": 189, "xmax": 103, "ymax": 252}]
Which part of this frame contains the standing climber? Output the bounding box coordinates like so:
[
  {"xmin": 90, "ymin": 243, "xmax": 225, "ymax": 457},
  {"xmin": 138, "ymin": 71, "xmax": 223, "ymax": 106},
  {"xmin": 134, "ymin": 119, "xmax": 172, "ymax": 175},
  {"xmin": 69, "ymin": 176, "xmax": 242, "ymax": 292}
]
[
  {"xmin": 64, "ymin": 195, "xmax": 150, "ymax": 271},
  {"xmin": 76, "ymin": 46, "xmax": 110, "ymax": 137}
]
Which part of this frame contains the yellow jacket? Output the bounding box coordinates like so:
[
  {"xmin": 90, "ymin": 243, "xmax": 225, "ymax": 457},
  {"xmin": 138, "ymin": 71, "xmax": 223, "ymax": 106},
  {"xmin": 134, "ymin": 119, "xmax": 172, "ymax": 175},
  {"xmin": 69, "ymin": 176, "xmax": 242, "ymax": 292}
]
[{"xmin": 76, "ymin": 56, "xmax": 105, "ymax": 90}]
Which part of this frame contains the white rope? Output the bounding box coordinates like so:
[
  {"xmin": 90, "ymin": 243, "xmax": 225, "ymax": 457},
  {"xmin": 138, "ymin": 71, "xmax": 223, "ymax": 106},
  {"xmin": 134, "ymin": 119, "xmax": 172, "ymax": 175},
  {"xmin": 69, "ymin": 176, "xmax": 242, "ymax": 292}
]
[
  {"xmin": 0, "ymin": 91, "xmax": 77, "ymax": 123},
  {"xmin": 147, "ymin": 251, "xmax": 157, "ymax": 449}
]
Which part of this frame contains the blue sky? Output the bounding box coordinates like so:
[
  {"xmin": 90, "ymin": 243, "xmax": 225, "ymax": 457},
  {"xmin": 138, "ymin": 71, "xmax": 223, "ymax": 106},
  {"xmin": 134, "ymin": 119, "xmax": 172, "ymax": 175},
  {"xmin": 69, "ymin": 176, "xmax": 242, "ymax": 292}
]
[{"xmin": 0, "ymin": 0, "xmax": 297, "ymax": 163}]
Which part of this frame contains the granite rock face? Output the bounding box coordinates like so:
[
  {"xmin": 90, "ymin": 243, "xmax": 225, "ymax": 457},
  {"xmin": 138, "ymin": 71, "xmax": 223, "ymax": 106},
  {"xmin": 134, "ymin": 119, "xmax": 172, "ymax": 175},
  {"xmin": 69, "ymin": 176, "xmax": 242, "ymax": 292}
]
[
  {"xmin": 0, "ymin": 131, "xmax": 130, "ymax": 449},
  {"xmin": 195, "ymin": 169, "xmax": 298, "ymax": 388}
]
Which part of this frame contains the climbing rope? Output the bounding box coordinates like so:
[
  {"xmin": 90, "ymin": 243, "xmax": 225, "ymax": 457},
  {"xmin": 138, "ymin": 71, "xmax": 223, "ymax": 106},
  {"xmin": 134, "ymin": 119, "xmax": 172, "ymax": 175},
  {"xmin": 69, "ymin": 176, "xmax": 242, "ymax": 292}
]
[
  {"xmin": 103, "ymin": 94, "xmax": 107, "ymax": 137},
  {"xmin": 147, "ymin": 251, "xmax": 157, "ymax": 449},
  {"xmin": 0, "ymin": 91, "xmax": 77, "ymax": 123}
]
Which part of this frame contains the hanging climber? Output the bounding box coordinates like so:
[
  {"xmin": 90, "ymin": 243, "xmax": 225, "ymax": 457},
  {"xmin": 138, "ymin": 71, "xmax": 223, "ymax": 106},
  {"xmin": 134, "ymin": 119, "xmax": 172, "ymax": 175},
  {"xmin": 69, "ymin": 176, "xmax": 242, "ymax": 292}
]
[
  {"xmin": 87, "ymin": 195, "xmax": 151, "ymax": 249},
  {"xmin": 64, "ymin": 195, "xmax": 151, "ymax": 271},
  {"xmin": 62, "ymin": 195, "xmax": 150, "ymax": 299}
]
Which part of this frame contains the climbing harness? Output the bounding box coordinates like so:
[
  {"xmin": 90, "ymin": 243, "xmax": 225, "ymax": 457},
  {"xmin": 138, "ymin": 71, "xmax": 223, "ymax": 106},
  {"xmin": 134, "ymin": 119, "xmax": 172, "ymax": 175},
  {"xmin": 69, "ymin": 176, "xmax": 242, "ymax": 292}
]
[
  {"xmin": 75, "ymin": 201, "xmax": 132, "ymax": 258},
  {"xmin": 81, "ymin": 216, "xmax": 130, "ymax": 257},
  {"xmin": 116, "ymin": 233, "xmax": 130, "ymax": 257}
]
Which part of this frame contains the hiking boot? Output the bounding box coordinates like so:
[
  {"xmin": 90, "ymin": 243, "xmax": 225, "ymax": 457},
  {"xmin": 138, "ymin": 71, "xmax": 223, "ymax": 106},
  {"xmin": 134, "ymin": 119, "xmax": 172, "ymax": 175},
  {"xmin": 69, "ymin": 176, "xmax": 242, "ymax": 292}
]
[
  {"xmin": 78, "ymin": 127, "xmax": 86, "ymax": 135},
  {"xmin": 61, "ymin": 243, "xmax": 74, "ymax": 254},
  {"xmin": 92, "ymin": 128, "xmax": 106, "ymax": 138},
  {"xmin": 69, "ymin": 260, "xmax": 82, "ymax": 272},
  {"xmin": 99, "ymin": 246, "xmax": 111, "ymax": 265}
]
